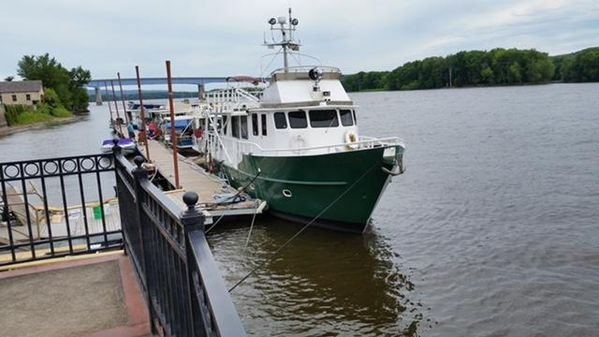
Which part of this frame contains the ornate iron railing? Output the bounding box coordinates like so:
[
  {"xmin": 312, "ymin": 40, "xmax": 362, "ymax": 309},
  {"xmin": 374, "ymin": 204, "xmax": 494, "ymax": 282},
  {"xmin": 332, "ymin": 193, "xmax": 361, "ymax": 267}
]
[
  {"xmin": 114, "ymin": 148, "xmax": 246, "ymax": 337},
  {"xmin": 1, "ymin": 148, "xmax": 246, "ymax": 336},
  {"xmin": 0, "ymin": 154, "xmax": 121, "ymax": 266}
]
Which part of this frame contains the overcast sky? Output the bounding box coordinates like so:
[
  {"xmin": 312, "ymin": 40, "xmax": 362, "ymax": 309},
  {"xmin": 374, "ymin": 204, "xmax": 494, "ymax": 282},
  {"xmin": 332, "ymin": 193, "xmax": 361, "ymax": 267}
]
[{"xmin": 1, "ymin": 0, "xmax": 598, "ymax": 81}]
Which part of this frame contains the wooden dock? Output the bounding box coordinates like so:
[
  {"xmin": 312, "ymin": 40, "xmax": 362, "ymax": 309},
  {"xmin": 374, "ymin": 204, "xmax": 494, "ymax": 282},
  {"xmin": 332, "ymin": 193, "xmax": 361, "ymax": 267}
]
[
  {"xmin": 139, "ymin": 140, "xmax": 266, "ymax": 224},
  {"xmin": 0, "ymin": 182, "xmax": 121, "ymax": 248}
]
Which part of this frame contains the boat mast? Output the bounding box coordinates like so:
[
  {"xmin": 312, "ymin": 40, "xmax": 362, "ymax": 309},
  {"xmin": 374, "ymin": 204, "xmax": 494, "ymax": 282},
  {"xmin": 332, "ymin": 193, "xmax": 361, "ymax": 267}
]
[{"xmin": 265, "ymin": 8, "xmax": 300, "ymax": 73}]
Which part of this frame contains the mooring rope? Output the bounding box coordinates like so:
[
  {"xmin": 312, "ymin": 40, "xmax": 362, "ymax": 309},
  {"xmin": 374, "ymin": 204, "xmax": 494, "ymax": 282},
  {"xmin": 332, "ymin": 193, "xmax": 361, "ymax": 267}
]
[
  {"xmin": 205, "ymin": 169, "xmax": 262, "ymax": 233},
  {"xmin": 228, "ymin": 161, "xmax": 379, "ymax": 293},
  {"xmin": 244, "ymin": 209, "xmax": 258, "ymax": 248}
]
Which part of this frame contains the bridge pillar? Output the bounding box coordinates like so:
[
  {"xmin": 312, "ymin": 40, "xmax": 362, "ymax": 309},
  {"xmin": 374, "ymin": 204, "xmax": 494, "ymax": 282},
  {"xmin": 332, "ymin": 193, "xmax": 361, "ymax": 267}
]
[
  {"xmin": 197, "ymin": 84, "xmax": 205, "ymax": 102},
  {"xmin": 95, "ymin": 87, "xmax": 103, "ymax": 105}
]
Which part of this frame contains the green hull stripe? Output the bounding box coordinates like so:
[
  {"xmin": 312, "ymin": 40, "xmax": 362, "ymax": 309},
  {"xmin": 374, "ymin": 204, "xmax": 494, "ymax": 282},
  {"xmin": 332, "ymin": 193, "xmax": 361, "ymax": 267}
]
[{"xmin": 236, "ymin": 168, "xmax": 347, "ymax": 186}]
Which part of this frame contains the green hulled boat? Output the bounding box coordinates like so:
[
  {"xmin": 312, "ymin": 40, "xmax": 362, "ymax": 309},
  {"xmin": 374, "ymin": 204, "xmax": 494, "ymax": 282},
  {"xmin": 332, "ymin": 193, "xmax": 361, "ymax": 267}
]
[{"xmin": 195, "ymin": 10, "xmax": 405, "ymax": 233}]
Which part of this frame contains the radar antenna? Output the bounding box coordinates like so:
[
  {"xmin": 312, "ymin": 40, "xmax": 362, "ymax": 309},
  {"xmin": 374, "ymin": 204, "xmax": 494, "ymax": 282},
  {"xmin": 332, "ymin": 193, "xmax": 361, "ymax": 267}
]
[{"xmin": 264, "ymin": 8, "xmax": 300, "ymax": 72}]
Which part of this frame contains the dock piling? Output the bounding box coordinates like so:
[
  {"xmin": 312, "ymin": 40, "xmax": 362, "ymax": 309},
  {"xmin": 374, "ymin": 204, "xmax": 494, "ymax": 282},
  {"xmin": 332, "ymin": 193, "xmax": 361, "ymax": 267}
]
[
  {"xmin": 165, "ymin": 60, "xmax": 180, "ymax": 189},
  {"xmin": 135, "ymin": 65, "xmax": 150, "ymax": 160},
  {"xmin": 95, "ymin": 87, "xmax": 102, "ymax": 105}
]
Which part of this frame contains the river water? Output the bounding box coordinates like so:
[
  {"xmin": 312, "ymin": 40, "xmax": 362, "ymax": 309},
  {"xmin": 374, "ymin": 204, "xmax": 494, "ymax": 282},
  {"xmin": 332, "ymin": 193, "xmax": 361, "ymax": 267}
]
[{"xmin": 1, "ymin": 83, "xmax": 598, "ymax": 336}]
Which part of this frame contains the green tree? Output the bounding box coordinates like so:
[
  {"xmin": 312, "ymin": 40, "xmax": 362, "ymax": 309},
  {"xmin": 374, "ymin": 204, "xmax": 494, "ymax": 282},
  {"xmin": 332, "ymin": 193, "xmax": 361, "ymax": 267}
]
[
  {"xmin": 561, "ymin": 48, "xmax": 599, "ymax": 82},
  {"xmin": 17, "ymin": 53, "xmax": 91, "ymax": 112},
  {"xmin": 508, "ymin": 62, "xmax": 522, "ymax": 83},
  {"xmin": 4, "ymin": 76, "xmax": 14, "ymax": 81},
  {"xmin": 480, "ymin": 66, "xmax": 494, "ymax": 84}
]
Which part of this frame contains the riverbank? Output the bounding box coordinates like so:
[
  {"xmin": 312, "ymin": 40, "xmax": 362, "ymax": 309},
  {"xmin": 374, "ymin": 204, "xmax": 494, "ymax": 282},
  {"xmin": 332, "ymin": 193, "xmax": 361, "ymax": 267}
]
[{"xmin": 0, "ymin": 115, "xmax": 83, "ymax": 138}]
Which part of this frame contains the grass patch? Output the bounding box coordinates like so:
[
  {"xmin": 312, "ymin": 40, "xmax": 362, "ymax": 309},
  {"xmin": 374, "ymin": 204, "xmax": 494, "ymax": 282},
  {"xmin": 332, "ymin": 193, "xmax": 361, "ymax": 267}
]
[
  {"xmin": 3, "ymin": 103, "xmax": 72, "ymax": 126},
  {"xmin": 15, "ymin": 111, "xmax": 53, "ymax": 124},
  {"xmin": 50, "ymin": 106, "xmax": 73, "ymax": 118}
]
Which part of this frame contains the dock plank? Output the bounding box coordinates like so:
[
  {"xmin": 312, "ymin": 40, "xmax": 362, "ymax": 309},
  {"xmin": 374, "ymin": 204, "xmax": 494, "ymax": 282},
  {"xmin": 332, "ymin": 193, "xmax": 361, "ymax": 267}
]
[{"xmin": 138, "ymin": 140, "xmax": 266, "ymax": 220}]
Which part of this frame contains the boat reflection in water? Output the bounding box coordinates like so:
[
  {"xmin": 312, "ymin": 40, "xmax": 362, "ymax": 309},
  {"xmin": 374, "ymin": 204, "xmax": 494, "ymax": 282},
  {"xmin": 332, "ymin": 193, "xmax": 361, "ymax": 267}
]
[{"xmin": 208, "ymin": 217, "xmax": 428, "ymax": 336}]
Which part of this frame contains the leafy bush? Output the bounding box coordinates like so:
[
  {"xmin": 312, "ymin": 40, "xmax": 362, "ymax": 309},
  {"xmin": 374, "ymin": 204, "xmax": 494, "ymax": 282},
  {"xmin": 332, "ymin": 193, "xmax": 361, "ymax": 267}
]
[
  {"xmin": 3, "ymin": 104, "xmax": 53, "ymax": 125},
  {"xmin": 4, "ymin": 105, "xmax": 29, "ymax": 126},
  {"xmin": 43, "ymin": 88, "xmax": 61, "ymax": 108},
  {"xmin": 50, "ymin": 106, "xmax": 72, "ymax": 118}
]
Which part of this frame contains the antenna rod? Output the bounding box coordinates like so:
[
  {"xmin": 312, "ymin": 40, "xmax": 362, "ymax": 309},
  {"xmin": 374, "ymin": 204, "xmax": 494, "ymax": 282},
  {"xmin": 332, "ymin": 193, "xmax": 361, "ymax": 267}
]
[
  {"xmin": 288, "ymin": 8, "xmax": 293, "ymax": 41},
  {"xmin": 282, "ymin": 23, "xmax": 288, "ymax": 71}
]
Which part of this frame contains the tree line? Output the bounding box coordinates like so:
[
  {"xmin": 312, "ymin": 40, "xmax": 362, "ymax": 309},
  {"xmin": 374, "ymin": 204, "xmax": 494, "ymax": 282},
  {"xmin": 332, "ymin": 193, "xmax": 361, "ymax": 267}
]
[{"xmin": 342, "ymin": 47, "xmax": 599, "ymax": 92}]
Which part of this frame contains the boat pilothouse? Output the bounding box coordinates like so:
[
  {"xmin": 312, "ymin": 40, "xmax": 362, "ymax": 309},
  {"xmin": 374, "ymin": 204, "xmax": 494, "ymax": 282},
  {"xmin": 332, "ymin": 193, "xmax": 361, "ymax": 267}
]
[{"xmin": 196, "ymin": 9, "xmax": 405, "ymax": 233}]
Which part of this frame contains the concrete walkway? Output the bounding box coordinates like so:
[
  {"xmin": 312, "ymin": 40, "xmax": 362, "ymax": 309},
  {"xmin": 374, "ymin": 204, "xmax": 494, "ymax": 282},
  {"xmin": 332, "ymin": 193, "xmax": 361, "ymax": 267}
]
[{"xmin": 0, "ymin": 253, "xmax": 153, "ymax": 337}]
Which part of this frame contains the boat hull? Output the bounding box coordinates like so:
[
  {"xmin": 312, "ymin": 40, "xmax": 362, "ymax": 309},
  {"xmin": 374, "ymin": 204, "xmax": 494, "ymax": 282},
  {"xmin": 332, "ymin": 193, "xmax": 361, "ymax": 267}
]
[{"xmin": 216, "ymin": 145, "xmax": 403, "ymax": 233}]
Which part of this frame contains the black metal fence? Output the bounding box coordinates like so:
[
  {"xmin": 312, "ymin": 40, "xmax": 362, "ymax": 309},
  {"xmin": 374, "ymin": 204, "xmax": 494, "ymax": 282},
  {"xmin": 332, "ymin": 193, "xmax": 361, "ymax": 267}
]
[
  {"xmin": 114, "ymin": 148, "xmax": 246, "ymax": 337},
  {"xmin": 0, "ymin": 148, "xmax": 246, "ymax": 336},
  {"xmin": 0, "ymin": 154, "xmax": 122, "ymax": 266}
]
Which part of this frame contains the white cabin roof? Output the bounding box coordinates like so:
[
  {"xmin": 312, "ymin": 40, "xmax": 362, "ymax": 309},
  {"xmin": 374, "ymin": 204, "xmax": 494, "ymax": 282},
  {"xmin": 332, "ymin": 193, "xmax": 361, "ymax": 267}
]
[{"xmin": 259, "ymin": 66, "xmax": 352, "ymax": 107}]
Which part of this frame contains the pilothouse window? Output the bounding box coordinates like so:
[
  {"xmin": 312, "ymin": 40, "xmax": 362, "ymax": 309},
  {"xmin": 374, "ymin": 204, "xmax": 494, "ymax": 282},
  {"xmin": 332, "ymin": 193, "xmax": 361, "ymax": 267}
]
[
  {"xmin": 232, "ymin": 116, "xmax": 240, "ymax": 138},
  {"xmin": 309, "ymin": 110, "xmax": 339, "ymax": 128},
  {"xmin": 274, "ymin": 112, "xmax": 287, "ymax": 129},
  {"xmin": 251, "ymin": 113, "xmax": 259, "ymax": 136},
  {"xmin": 340, "ymin": 109, "xmax": 353, "ymax": 126},
  {"xmin": 240, "ymin": 116, "xmax": 248, "ymax": 139},
  {"xmin": 288, "ymin": 110, "xmax": 307, "ymax": 129},
  {"xmin": 261, "ymin": 114, "xmax": 267, "ymax": 136}
]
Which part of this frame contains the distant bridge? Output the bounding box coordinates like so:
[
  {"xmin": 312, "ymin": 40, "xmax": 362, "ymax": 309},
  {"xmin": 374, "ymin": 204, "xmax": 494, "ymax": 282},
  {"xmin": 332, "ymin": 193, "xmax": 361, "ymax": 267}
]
[
  {"xmin": 88, "ymin": 77, "xmax": 229, "ymax": 88},
  {"xmin": 88, "ymin": 77, "xmax": 229, "ymax": 105}
]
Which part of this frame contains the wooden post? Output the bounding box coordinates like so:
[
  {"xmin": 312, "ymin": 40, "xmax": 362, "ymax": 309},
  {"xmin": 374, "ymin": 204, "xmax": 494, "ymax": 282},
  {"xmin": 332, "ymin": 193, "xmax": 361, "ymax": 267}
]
[
  {"xmin": 104, "ymin": 82, "xmax": 114, "ymax": 124},
  {"xmin": 166, "ymin": 60, "xmax": 180, "ymax": 189},
  {"xmin": 135, "ymin": 66, "xmax": 150, "ymax": 160},
  {"xmin": 110, "ymin": 80, "xmax": 124, "ymax": 136},
  {"xmin": 117, "ymin": 72, "xmax": 130, "ymax": 124}
]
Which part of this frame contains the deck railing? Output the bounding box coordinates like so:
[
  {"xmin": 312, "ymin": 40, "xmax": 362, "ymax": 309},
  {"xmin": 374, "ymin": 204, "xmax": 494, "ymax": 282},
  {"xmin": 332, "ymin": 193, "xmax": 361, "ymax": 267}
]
[
  {"xmin": 114, "ymin": 147, "xmax": 246, "ymax": 337},
  {"xmin": 0, "ymin": 154, "xmax": 122, "ymax": 266},
  {"xmin": 210, "ymin": 134, "xmax": 404, "ymax": 161}
]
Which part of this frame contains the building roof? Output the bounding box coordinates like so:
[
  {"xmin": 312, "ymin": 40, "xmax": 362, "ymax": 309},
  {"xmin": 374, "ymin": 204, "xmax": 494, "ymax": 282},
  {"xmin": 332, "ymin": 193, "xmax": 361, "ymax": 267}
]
[{"xmin": 0, "ymin": 80, "xmax": 43, "ymax": 94}]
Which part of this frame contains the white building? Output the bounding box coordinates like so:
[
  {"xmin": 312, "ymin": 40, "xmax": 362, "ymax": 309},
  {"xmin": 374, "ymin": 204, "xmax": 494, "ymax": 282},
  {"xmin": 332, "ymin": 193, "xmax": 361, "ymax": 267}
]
[{"xmin": 0, "ymin": 80, "xmax": 44, "ymax": 107}]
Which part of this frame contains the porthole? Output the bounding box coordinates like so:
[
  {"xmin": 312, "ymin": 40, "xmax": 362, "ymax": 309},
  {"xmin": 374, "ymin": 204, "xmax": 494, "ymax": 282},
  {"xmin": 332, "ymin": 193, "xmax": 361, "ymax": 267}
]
[{"xmin": 282, "ymin": 189, "xmax": 292, "ymax": 198}]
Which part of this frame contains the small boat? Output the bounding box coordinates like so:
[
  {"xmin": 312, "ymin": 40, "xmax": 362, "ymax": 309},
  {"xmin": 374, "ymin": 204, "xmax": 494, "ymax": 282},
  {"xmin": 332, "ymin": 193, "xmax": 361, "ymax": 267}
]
[
  {"xmin": 163, "ymin": 116, "xmax": 195, "ymax": 150},
  {"xmin": 197, "ymin": 9, "xmax": 406, "ymax": 233},
  {"xmin": 126, "ymin": 101, "xmax": 167, "ymax": 129},
  {"xmin": 101, "ymin": 138, "xmax": 137, "ymax": 155}
]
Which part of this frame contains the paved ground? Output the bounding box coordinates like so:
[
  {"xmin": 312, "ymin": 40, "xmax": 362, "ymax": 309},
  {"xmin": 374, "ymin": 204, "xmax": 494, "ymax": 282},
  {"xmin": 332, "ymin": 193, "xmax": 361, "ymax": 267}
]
[{"xmin": 0, "ymin": 254, "xmax": 152, "ymax": 337}]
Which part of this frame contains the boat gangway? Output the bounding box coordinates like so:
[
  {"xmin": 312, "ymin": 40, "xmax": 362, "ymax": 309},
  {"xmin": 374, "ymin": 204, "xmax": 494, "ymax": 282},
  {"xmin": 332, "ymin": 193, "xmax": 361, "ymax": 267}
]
[{"xmin": 139, "ymin": 139, "xmax": 267, "ymax": 224}]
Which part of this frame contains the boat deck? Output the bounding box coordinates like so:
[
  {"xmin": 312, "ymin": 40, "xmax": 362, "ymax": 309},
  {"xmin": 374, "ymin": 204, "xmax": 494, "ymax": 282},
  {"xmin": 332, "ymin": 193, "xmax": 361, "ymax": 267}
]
[{"xmin": 139, "ymin": 139, "xmax": 266, "ymax": 224}]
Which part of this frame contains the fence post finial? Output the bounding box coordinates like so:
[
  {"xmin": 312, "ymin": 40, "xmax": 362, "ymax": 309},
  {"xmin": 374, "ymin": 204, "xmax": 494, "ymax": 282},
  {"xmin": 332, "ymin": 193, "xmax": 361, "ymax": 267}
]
[
  {"xmin": 112, "ymin": 136, "xmax": 121, "ymax": 154},
  {"xmin": 134, "ymin": 155, "xmax": 145, "ymax": 168},
  {"xmin": 181, "ymin": 192, "xmax": 204, "ymax": 231},
  {"xmin": 183, "ymin": 192, "xmax": 198, "ymax": 212}
]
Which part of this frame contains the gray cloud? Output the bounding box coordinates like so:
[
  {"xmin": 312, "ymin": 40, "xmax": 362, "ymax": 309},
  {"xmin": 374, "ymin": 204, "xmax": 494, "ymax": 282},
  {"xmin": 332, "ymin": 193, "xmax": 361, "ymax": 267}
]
[{"xmin": 1, "ymin": 0, "xmax": 597, "ymax": 81}]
